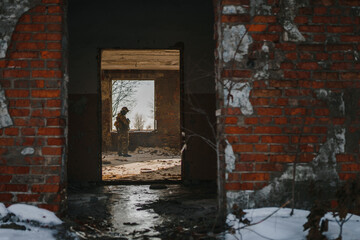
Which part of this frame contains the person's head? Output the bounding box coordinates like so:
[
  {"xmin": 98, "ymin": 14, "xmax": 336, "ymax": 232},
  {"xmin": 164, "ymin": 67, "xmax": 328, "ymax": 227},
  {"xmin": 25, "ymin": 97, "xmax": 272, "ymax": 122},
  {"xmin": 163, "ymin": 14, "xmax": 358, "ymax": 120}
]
[{"xmin": 120, "ymin": 107, "xmax": 129, "ymax": 115}]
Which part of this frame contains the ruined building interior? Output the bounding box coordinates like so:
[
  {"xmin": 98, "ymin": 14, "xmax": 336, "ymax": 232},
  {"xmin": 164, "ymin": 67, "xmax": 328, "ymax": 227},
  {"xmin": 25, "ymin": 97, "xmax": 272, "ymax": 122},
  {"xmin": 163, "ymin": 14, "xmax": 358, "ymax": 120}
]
[{"xmin": 0, "ymin": 0, "xmax": 360, "ymax": 238}]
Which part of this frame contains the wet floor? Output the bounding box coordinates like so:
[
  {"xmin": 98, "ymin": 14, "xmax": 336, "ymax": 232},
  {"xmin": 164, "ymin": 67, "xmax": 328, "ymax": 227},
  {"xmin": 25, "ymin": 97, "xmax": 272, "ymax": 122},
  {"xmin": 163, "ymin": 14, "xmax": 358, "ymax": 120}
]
[{"xmin": 66, "ymin": 184, "xmax": 221, "ymax": 239}]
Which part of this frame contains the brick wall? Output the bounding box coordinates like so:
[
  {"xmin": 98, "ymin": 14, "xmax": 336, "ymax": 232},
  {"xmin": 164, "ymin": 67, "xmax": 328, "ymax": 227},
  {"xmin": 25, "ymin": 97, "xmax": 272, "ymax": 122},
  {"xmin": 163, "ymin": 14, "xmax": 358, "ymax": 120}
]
[
  {"xmin": 215, "ymin": 0, "xmax": 360, "ymax": 212},
  {"xmin": 0, "ymin": 0, "xmax": 66, "ymax": 213}
]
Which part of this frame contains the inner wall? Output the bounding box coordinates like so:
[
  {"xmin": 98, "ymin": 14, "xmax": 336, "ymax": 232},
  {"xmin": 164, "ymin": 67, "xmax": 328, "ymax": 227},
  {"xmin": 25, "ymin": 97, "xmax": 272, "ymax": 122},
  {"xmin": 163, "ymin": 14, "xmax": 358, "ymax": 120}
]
[{"xmin": 67, "ymin": 0, "xmax": 216, "ymax": 183}]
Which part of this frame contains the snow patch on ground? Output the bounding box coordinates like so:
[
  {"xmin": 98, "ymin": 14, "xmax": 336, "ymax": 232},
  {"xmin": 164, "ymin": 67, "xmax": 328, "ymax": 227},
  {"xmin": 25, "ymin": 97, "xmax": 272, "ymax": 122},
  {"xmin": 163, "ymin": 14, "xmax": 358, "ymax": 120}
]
[
  {"xmin": 0, "ymin": 203, "xmax": 67, "ymax": 240},
  {"xmin": 225, "ymin": 208, "xmax": 360, "ymax": 240},
  {"xmin": 8, "ymin": 204, "xmax": 62, "ymax": 225}
]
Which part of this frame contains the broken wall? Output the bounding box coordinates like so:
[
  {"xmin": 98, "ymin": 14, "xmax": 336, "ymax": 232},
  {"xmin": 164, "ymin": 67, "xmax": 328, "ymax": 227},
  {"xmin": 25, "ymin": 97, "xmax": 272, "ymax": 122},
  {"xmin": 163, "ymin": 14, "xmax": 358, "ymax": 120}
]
[
  {"xmin": 0, "ymin": 0, "xmax": 66, "ymax": 213},
  {"xmin": 215, "ymin": 0, "xmax": 360, "ymax": 213}
]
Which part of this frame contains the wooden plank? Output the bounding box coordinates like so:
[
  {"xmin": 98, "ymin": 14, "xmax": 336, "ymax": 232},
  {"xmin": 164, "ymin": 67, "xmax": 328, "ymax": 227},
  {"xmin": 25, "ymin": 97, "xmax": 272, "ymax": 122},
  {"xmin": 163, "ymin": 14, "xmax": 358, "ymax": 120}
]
[{"xmin": 101, "ymin": 49, "xmax": 180, "ymax": 70}]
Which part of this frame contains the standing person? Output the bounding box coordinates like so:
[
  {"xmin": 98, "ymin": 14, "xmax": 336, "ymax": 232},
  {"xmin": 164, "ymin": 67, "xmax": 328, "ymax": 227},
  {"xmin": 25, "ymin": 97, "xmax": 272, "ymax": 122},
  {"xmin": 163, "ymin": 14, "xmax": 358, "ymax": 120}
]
[{"xmin": 114, "ymin": 107, "xmax": 131, "ymax": 157}]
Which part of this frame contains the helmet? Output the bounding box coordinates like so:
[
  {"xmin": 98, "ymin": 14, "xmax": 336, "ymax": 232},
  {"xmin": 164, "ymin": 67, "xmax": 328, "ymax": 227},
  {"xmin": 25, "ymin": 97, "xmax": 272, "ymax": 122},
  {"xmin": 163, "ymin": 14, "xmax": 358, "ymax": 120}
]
[{"xmin": 121, "ymin": 107, "xmax": 129, "ymax": 112}]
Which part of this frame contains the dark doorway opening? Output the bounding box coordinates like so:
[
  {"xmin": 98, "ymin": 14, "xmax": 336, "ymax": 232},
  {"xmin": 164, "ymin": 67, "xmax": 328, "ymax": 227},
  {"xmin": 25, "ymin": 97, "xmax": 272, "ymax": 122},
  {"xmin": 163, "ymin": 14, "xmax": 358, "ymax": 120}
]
[{"xmin": 67, "ymin": 0, "xmax": 216, "ymax": 185}]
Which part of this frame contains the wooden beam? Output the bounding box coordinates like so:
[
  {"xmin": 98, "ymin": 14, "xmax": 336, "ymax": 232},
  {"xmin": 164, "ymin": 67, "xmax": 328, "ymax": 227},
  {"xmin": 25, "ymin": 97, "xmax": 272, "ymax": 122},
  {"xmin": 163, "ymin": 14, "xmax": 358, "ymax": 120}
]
[{"xmin": 101, "ymin": 49, "xmax": 180, "ymax": 70}]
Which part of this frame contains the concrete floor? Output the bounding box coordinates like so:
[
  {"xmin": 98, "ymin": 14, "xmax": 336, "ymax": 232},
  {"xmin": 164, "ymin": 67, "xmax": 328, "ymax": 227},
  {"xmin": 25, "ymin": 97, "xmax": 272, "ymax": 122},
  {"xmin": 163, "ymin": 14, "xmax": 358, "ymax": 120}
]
[
  {"xmin": 67, "ymin": 184, "xmax": 221, "ymax": 239},
  {"xmin": 102, "ymin": 148, "xmax": 181, "ymax": 182}
]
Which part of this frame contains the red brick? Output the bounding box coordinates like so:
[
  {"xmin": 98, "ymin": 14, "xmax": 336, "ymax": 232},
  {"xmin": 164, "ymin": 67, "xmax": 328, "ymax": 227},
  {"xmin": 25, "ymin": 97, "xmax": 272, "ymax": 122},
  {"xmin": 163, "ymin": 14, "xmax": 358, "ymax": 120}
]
[
  {"xmin": 248, "ymin": 24, "xmax": 267, "ymax": 32},
  {"xmin": 255, "ymin": 163, "xmax": 283, "ymax": 172},
  {"xmin": 336, "ymin": 154, "xmax": 355, "ymax": 162},
  {"xmin": 31, "ymin": 166, "xmax": 60, "ymax": 174},
  {"xmin": 21, "ymin": 128, "xmax": 36, "ymax": 136},
  {"xmin": 3, "ymin": 70, "xmax": 30, "ymax": 78},
  {"xmin": 0, "ymin": 194, "xmax": 13, "ymax": 202},
  {"xmin": 47, "ymin": 100, "xmax": 61, "ymax": 107},
  {"xmin": 315, "ymin": 108, "xmax": 330, "ymax": 116},
  {"xmin": 241, "ymin": 173, "xmax": 269, "ymax": 181},
  {"xmin": 285, "ymin": 108, "xmax": 307, "ymax": 115},
  {"xmin": 32, "ymin": 15, "xmax": 62, "ymax": 23},
  {"xmin": 19, "ymin": 15, "xmax": 31, "ymax": 23},
  {"xmin": 280, "ymin": 62, "xmax": 294, "ymax": 69},
  {"xmin": 29, "ymin": 6, "xmax": 46, "ymax": 13},
  {"xmin": 32, "ymin": 90, "xmax": 60, "ymax": 98},
  {"xmin": 252, "ymin": 34, "xmax": 279, "ymax": 41},
  {"xmin": 299, "ymin": 25, "xmax": 325, "ymax": 32},
  {"xmin": 312, "ymin": 16, "xmax": 338, "ymax": 24},
  {"xmin": 339, "ymin": 173, "xmax": 357, "ymax": 180},
  {"xmin": 17, "ymin": 194, "xmax": 41, "ymax": 202},
  {"xmin": 38, "ymin": 128, "xmax": 63, "ymax": 136},
  {"xmin": 270, "ymin": 145, "xmax": 284, "ymax": 152},
  {"xmin": 222, "ymin": 70, "xmax": 252, "ymax": 78},
  {"xmin": 285, "ymin": 52, "xmax": 297, "ymax": 60},
  {"xmin": 327, "ymin": 44, "xmax": 354, "ymax": 51},
  {"xmin": 341, "ymin": 164, "xmax": 360, "ymax": 171},
  {"xmin": 292, "ymin": 136, "xmax": 319, "ymax": 143},
  {"xmin": 274, "ymin": 117, "xmax": 287, "ymax": 124},
  {"xmin": 225, "ymin": 182, "xmax": 254, "ymax": 190},
  {"xmin": 240, "ymin": 136, "xmax": 259, "ymax": 143},
  {"xmin": 240, "ymin": 154, "xmax": 268, "ymax": 162},
  {"xmin": 235, "ymin": 163, "xmax": 254, "ymax": 171},
  {"xmin": 0, "ymin": 166, "xmax": 29, "ymax": 174},
  {"xmin": 327, "ymin": 26, "xmax": 353, "ymax": 33},
  {"xmin": 232, "ymin": 144, "xmax": 253, "ymax": 152},
  {"xmin": 9, "ymin": 109, "xmax": 30, "ymax": 117},
  {"xmin": 5, "ymin": 128, "xmax": 19, "ymax": 136},
  {"xmin": 47, "ymin": 118, "xmax": 65, "ymax": 126},
  {"xmin": 262, "ymin": 136, "xmax": 289, "ymax": 143},
  {"xmin": 0, "ymin": 175, "xmax": 12, "ymax": 183},
  {"xmin": 257, "ymin": 108, "xmax": 283, "ymax": 116},
  {"xmin": 294, "ymin": 16, "xmax": 308, "ymax": 24},
  {"xmin": 16, "ymin": 43, "xmax": 46, "ymax": 51},
  {"xmin": 32, "ymin": 33, "xmax": 62, "ymax": 41},
  {"xmin": 15, "ymin": 24, "xmax": 45, "ymax": 32},
  {"xmin": 244, "ymin": 117, "xmax": 258, "ymax": 125},
  {"xmin": 253, "ymin": 16, "xmax": 276, "ymax": 23},
  {"xmin": 314, "ymin": 7, "xmax": 327, "ymax": 15},
  {"xmin": 316, "ymin": 53, "xmax": 329, "ymax": 60},
  {"xmin": 4, "ymin": 184, "xmax": 27, "ymax": 192},
  {"xmin": 32, "ymin": 184, "xmax": 59, "ymax": 193},
  {"xmin": 284, "ymin": 71, "xmax": 311, "ymax": 79},
  {"xmin": 297, "ymin": 62, "xmax": 319, "ymax": 70},
  {"xmin": 313, "ymin": 72, "xmax": 338, "ymax": 80},
  {"xmin": 270, "ymin": 155, "xmax": 295, "ymax": 162},
  {"xmin": 298, "ymin": 44, "xmax": 324, "ymax": 51},
  {"xmin": 225, "ymin": 117, "xmax": 238, "ymax": 124},
  {"xmin": 47, "ymin": 42, "xmax": 62, "ymax": 50},
  {"xmin": 221, "ymin": 15, "xmax": 251, "ymax": 23},
  {"xmin": 341, "ymin": 36, "xmax": 360, "ymax": 42},
  {"xmin": 7, "ymin": 60, "xmax": 28, "ymax": 68},
  {"xmin": 41, "ymin": 51, "xmax": 62, "ymax": 59},
  {"xmin": 46, "ymin": 176, "xmax": 61, "ymax": 183},
  {"xmin": 10, "ymin": 52, "xmax": 39, "ymax": 59},
  {"xmin": 47, "ymin": 138, "xmax": 65, "ymax": 146},
  {"xmin": 32, "ymin": 70, "xmax": 61, "ymax": 78},
  {"xmin": 226, "ymin": 136, "xmax": 239, "ymax": 144},
  {"xmin": 225, "ymin": 126, "xmax": 252, "ymax": 134},
  {"xmin": 47, "ymin": 24, "xmax": 62, "ymax": 32}
]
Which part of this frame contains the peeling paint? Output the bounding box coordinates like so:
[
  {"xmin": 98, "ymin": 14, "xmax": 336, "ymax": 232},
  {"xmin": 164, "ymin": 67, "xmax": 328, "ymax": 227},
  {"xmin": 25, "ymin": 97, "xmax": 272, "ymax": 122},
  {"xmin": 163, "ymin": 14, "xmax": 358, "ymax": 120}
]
[
  {"xmin": 0, "ymin": 0, "xmax": 41, "ymax": 58},
  {"xmin": 222, "ymin": 5, "xmax": 247, "ymax": 15},
  {"xmin": 224, "ymin": 80, "xmax": 253, "ymax": 115},
  {"xmin": 222, "ymin": 25, "xmax": 253, "ymax": 63},
  {"xmin": 21, "ymin": 147, "xmax": 35, "ymax": 155},
  {"xmin": 280, "ymin": 0, "xmax": 306, "ymax": 42},
  {"xmin": 250, "ymin": 0, "xmax": 272, "ymax": 16},
  {"xmin": 0, "ymin": 84, "xmax": 13, "ymax": 128},
  {"xmin": 226, "ymin": 190, "xmax": 254, "ymax": 211},
  {"xmin": 225, "ymin": 139, "xmax": 236, "ymax": 175}
]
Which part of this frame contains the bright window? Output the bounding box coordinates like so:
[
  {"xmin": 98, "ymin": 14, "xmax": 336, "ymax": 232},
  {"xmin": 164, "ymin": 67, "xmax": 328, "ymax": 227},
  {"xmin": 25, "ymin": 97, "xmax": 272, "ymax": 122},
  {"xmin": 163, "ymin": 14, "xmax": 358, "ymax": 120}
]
[{"xmin": 112, "ymin": 80, "xmax": 155, "ymax": 131}]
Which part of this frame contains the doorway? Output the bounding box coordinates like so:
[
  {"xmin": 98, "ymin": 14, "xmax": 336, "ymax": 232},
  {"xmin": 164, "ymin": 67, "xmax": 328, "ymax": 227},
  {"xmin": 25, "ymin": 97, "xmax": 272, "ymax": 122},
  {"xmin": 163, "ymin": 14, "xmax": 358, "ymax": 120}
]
[{"xmin": 100, "ymin": 50, "xmax": 182, "ymax": 182}]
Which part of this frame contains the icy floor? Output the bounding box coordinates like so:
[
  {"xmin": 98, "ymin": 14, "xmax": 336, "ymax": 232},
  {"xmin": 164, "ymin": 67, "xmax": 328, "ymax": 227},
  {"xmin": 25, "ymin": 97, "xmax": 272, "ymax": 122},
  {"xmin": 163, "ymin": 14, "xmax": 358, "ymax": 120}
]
[{"xmin": 225, "ymin": 208, "xmax": 360, "ymax": 240}]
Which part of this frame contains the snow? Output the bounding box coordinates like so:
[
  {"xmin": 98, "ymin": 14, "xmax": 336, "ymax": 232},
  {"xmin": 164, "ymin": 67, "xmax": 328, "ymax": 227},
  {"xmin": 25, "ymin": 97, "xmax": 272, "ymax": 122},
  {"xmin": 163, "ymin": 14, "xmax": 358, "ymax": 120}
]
[
  {"xmin": 0, "ymin": 203, "xmax": 8, "ymax": 218},
  {"xmin": 0, "ymin": 203, "xmax": 64, "ymax": 240},
  {"xmin": 8, "ymin": 204, "xmax": 62, "ymax": 225},
  {"xmin": 225, "ymin": 208, "xmax": 360, "ymax": 240}
]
